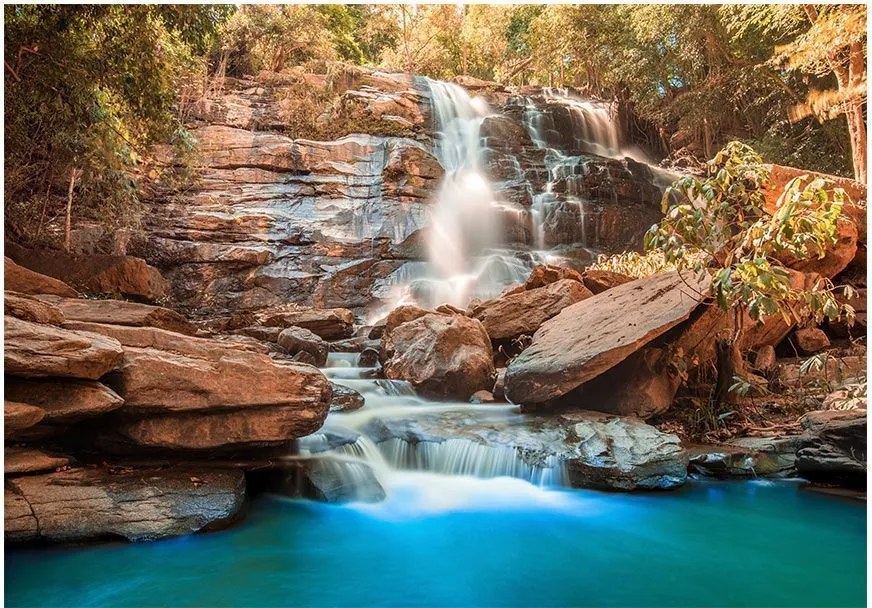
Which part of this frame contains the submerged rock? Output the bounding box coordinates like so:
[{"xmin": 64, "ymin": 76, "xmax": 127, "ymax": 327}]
[
  {"xmin": 360, "ymin": 409, "xmax": 688, "ymax": 491},
  {"xmin": 5, "ymin": 466, "xmax": 245, "ymax": 543},
  {"xmin": 381, "ymin": 312, "xmax": 494, "ymax": 400},
  {"xmin": 505, "ymin": 271, "xmax": 709, "ymax": 406}
]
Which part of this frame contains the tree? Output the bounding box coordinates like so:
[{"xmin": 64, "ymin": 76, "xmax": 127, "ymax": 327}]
[{"xmin": 644, "ymin": 142, "xmax": 854, "ymax": 404}]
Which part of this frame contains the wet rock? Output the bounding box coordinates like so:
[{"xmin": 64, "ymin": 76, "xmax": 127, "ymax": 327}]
[
  {"xmin": 796, "ymin": 409, "xmax": 866, "ymax": 487},
  {"xmin": 581, "ymin": 269, "xmax": 634, "ymax": 294},
  {"xmin": 492, "ymin": 368, "xmax": 507, "ymax": 400},
  {"xmin": 328, "ymin": 336, "xmax": 379, "ymax": 353},
  {"xmin": 4, "ymin": 292, "xmax": 65, "ymax": 325},
  {"xmin": 5, "ymin": 447, "xmax": 71, "ymax": 475},
  {"xmin": 361, "ymin": 409, "xmax": 687, "ymax": 491},
  {"xmin": 45, "ymin": 297, "xmax": 197, "ymax": 336},
  {"xmin": 5, "ymin": 402, "xmax": 45, "ymax": 436},
  {"xmin": 277, "ymin": 326, "xmax": 328, "ymax": 367},
  {"xmin": 6, "ymin": 247, "xmax": 168, "ymax": 301},
  {"xmin": 358, "ymin": 348, "xmax": 379, "ymax": 367},
  {"xmin": 273, "ymin": 458, "xmax": 385, "ymax": 503},
  {"xmin": 505, "ymin": 271, "xmax": 709, "ymax": 405},
  {"xmin": 793, "ymin": 327, "xmax": 831, "ymax": 355},
  {"xmin": 471, "ymin": 279, "xmax": 593, "ymax": 341},
  {"xmin": 5, "ymin": 317, "xmax": 124, "ymax": 379},
  {"xmin": 381, "ymin": 312, "xmax": 494, "ymax": 400},
  {"xmin": 688, "ymin": 435, "xmax": 801, "ymax": 478},
  {"xmin": 5, "ymin": 466, "xmax": 245, "ymax": 543},
  {"xmin": 5, "ymin": 378, "xmax": 123, "ymax": 423},
  {"xmin": 4, "ymin": 257, "xmax": 78, "ymax": 297},
  {"xmin": 330, "ymin": 383, "xmax": 365, "ymax": 412},
  {"xmin": 469, "ymin": 390, "xmax": 496, "ymax": 404}
]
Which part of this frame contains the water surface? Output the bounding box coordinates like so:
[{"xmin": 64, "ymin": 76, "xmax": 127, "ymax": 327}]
[{"xmin": 6, "ymin": 476, "xmax": 865, "ymax": 607}]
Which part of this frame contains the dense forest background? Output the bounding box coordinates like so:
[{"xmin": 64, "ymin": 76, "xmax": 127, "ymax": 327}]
[{"xmin": 4, "ymin": 4, "xmax": 867, "ymax": 244}]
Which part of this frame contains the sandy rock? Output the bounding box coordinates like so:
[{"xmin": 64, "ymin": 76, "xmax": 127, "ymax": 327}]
[
  {"xmin": 381, "ymin": 312, "xmax": 494, "ymax": 400},
  {"xmin": 5, "ymin": 316, "xmax": 124, "ymax": 379},
  {"xmin": 471, "ymin": 279, "xmax": 593, "ymax": 341},
  {"xmin": 4, "ymin": 291, "xmax": 65, "ymax": 325},
  {"xmin": 793, "ymin": 327, "xmax": 831, "ymax": 355},
  {"xmin": 5, "ymin": 466, "xmax": 245, "ymax": 543},
  {"xmin": 4, "ymin": 257, "xmax": 77, "ymax": 297},
  {"xmin": 5, "ymin": 402, "xmax": 46, "ymax": 436},
  {"xmin": 505, "ymin": 271, "xmax": 709, "ymax": 405},
  {"xmin": 277, "ymin": 326, "xmax": 328, "ymax": 367},
  {"xmin": 4, "ymin": 378, "xmax": 123, "ymax": 423},
  {"xmin": 5, "ymin": 447, "xmax": 71, "ymax": 475}
]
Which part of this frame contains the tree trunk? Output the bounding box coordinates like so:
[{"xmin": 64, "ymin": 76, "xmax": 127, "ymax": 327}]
[
  {"xmin": 714, "ymin": 336, "xmax": 744, "ymax": 406},
  {"xmin": 64, "ymin": 167, "xmax": 80, "ymax": 253},
  {"xmin": 846, "ymin": 100, "xmax": 867, "ymax": 184}
]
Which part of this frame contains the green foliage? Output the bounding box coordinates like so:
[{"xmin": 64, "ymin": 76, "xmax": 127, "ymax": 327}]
[
  {"xmin": 4, "ymin": 5, "xmax": 230, "ymax": 243},
  {"xmin": 644, "ymin": 141, "xmax": 854, "ymax": 327}
]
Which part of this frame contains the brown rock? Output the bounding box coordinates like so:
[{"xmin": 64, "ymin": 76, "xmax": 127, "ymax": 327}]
[
  {"xmin": 4, "ymin": 316, "xmax": 124, "ymax": 379},
  {"xmin": 828, "ymin": 287, "xmax": 867, "ymax": 338},
  {"xmin": 5, "ymin": 378, "xmax": 123, "ymax": 423},
  {"xmin": 469, "ymin": 390, "xmax": 496, "ymax": 404},
  {"xmin": 106, "ymin": 346, "xmax": 332, "ymax": 415},
  {"xmin": 45, "ymin": 297, "xmax": 197, "ymax": 335},
  {"xmin": 358, "ymin": 348, "xmax": 379, "ymax": 367},
  {"xmin": 4, "ymin": 291, "xmax": 65, "ymax": 325},
  {"xmin": 233, "ymin": 304, "xmax": 355, "ymax": 340},
  {"xmin": 5, "ymin": 401, "xmax": 46, "ymax": 435},
  {"xmin": 492, "ymin": 368, "xmax": 507, "ymax": 400},
  {"xmin": 472, "ymin": 279, "xmax": 593, "ymax": 341},
  {"xmin": 330, "ymin": 383, "xmax": 365, "ymax": 412},
  {"xmin": 5, "ymin": 447, "xmax": 71, "ymax": 475},
  {"xmin": 277, "ymin": 326, "xmax": 328, "ymax": 367},
  {"xmin": 4, "ymin": 257, "xmax": 77, "ymax": 297},
  {"xmin": 753, "ymin": 345, "xmax": 778, "ymax": 375},
  {"xmin": 505, "ymin": 271, "xmax": 710, "ymax": 405},
  {"xmin": 523, "ymin": 264, "xmax": 584, "ymax": 290},
  {"xmin": 5, "ymin": 466, "xmax": 245, "ymax": 543},
  {"xmin": 381, "ymin": 313, "xmax": 494, "ymax": 400},
  {"xmin": 793, "ymin": 327, "xmax": 831, "ymax": 355},
  {"xmin": 232, "ymin": 326, "xmax": 283, "ymax": 343},
  {"xmin": 581, "ymin": 269, "xmax": 634, "ymax": 294},
  {"xmin": 381, "ymin": 305, "xmax": 430, "ymax": 338},
  {"xmin": 785, "ymin": 217, "xmax": 858, "ymax": 279}
]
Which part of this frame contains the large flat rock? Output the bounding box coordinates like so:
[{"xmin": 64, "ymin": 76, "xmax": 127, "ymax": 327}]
[
  {"xmin": 5, "ymin": 466, "xmax": 245, "ymax": 543},
  {"xmin": 40, "ymin": 297, "xmax": 197, "ymax": 336},
  {"xmin": 5, "ymin": 447, "xmax": 72, "ymax": 475},
  {"xmin": 505, "ymin": 271, "xmax": 709, "ymax": 405},
  {"xmin": 4, "ymin": 316, "xmax": 124, "ymax": 379},
  {"xmin": 5, "ymin": 291, "xmax": 65, "ymax": 325},
  {"xmin": 5, "ymin": 378, "xmax": 124, "ymax": 423}
]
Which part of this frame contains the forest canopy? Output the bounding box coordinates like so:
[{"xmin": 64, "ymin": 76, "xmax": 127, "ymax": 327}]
[{"xmin": 4, "ymin": 4, "xmax": 866, "ymax": 243}]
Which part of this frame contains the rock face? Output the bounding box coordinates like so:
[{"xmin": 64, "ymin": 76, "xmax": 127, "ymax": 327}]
[
  {"xmin": 6, "ymin": 247, "xmax": 168, "ymax": 301},
  {"xmin": 5, "ymin": 316, "xmax": 124, "ymax": 379},
  {"xmin": 796, "ymin": 409, "xmax": 866, "ymax": 486},
  {"xmin": 360, "ymin": 409, "xmax": 688, "ymax": 491},
  {"xmin": 505, "ymin": 271, "xmax": 709, "ymax": 405},
  {"xmin": 471, "ymin": 279, "xmax": 593, "ymax": 341},
  {"xmin": 5, "ymin": 466, "xmax": 245, "ymax": 543},
  {"xmin": 381, "ymin": 312, "xmax": 494, "ymax": 400},
  {"xmin": 5, "ymin": 257, "xmax": 78, "ymax": 297},
  {"xmin": 5, "ymin": 378, "xmax": 124, "ymax": 422}
]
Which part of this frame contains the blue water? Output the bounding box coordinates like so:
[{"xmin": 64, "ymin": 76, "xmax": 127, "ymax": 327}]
[{"xmin": 5, "ymin": 475, "xmax": 866, "ymax": 608}]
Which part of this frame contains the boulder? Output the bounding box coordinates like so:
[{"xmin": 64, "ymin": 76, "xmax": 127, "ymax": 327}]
[
  {"xmin": 469, "ymin": 390, "xmax": 496, "ymax": 404},
  {"xmin": 492, "ymin": 368, "xmax": 507, "ymax": 400},
  {"xmin": 330, "ymin": 383, "xmax": 365, "ymax": 412},
  {"xmin": 381, "ymin": 312, "xmax": 494, "ymax": 400},
  {"xmin": 44, "ymin": 297, "xmax": 197, "ymax": 335},
  {"xmin": 581, "ymin": 269, "xmax": 634, "ymax": 294},
  {"xmin": 5, "ymin": 447, "xmax": 71, "ymax": 475},
  {"xmin": 270, "ymin": 458, "xmax": 386, "ymax": 503},
  {"xmin": 5, "ymin": 317, "xmax": 124, "ymax": 379},
  {"xmin": 471, "ymin": 279, "xmax": 593, "ymax": 341},
  {"xmin": 4, "ymin": 257, "xmax": 78, "ymax": 297},
  {"xmin": 523, "ymin": 264, "xmax": 584, "ymax": 290},
  {"xmin": 105, "ymin": 346, "xmax": 331, "ymax": 415},
  {"xmin": 277, "ymin": 326, "xmax": 328, "ymax": 367},
  {"xmin": 4, "ymin": 378, "xmax": 123, "ymax": 423},
  {"xmin": 233, "ymin": 304, "xmax": 355, "ymax": 340},
  {"xmin": 505, "ymin": 271, "xmax": 709, "ymax": 405},
  {"xmin": 5, "ymin": 401, "xmax": 46, "ymax": 435},
  {"xmin": 6, "ymin": 248, "xmax": 168, "ymax": 301},
  {"xmin": 796, "ymin": 409, "xmax": 866, "ymax": 487},
  {"xmin": 4, "ymin": 291, "xmax": 64, "ymax": 325},
  {"xmin": 784, "ymin": 217, "xmax": 858, "ymax": 279},
  {"xmin": 232, "ymin": 326, "xmax": 283, "ymax": 343},
  {"xmin": 361, "ymin": 409, "xmax": 688, "ymax": 491},
  {"xmin": 115, "ymin": 405, "xmax": 329, "ymax": 451},
  {"xmin": 5, "ymin": 466, "xmax": 245, "ymax": 543},
  {"xmin": 793, "ymin": 327, "xmax": 831, "ymax": 355},
  {"xmin": 358, "ymin": 348, "xmax": 379, "ymax": 367},
  {"xmin": 688, "ymin": 435, "xmax": 801, "ymax": 478},
  {"xmin": 381, "ymin": 304, "xmax": 430, "ymax": 338}
]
